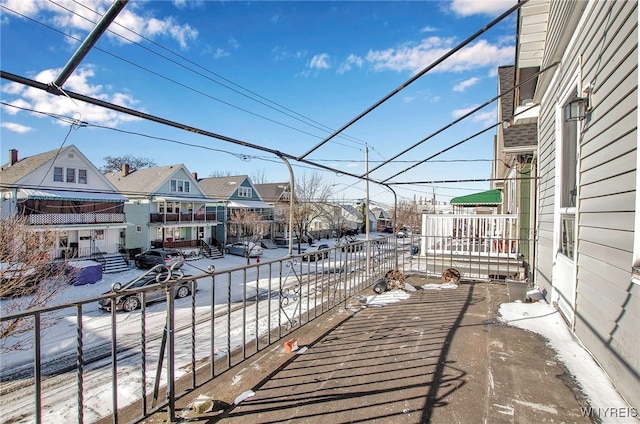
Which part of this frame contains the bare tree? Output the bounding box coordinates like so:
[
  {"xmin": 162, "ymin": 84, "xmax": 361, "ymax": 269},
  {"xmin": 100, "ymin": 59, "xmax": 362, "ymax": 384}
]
[
  {"xmin": 227, "ymin": 209, "xmax": 269, "ymax": 264},
  {"xmin": 209, "ymin": 170, "xmax": 234, "ymax": 178},
  {"xmin": 393, "ymin": 199, "xmax": 421, "ymax": 233},
  {"xmin": 291, "ymin": 172, "xmax": 332, "ymax": 253},
  {"xmin": 0, "ymin": 216, "xmax": 75, "ymax": 353},
  {"xmin": 250, "ymin": 169, "xmax": 269, "ymax": 184},
  {"xmin": 100, "ymin": 155, "xmax": 156, "ymax": 173}
]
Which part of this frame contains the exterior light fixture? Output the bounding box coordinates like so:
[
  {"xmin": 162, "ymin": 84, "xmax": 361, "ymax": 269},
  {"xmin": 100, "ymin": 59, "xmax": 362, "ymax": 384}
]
[{"xmin": 564, "ymin": 97, "xmax": 589, "ymax": 122}]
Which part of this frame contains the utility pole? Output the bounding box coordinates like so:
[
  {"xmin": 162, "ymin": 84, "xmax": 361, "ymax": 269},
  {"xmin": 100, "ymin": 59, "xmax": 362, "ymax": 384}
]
[{"xmin": 365, "ymin": 145, "xmax": 371, "ymax": 275}]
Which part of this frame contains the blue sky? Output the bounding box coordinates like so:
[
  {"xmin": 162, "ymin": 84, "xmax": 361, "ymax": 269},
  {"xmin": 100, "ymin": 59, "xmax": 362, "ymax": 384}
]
[{"xmin": 1, "ymin": 0, "xmax": 518, "ymax": 206}]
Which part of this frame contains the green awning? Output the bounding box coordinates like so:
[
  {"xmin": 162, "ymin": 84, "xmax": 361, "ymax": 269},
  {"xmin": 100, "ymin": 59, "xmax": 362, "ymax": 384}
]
[{"xmin": 450, "ymin": 189, "xmax": 502, "ymax": 205}]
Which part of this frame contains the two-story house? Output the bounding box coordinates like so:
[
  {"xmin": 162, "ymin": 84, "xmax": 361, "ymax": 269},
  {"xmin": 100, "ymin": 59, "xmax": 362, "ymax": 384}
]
[
  {"xmin": 0, "ymin": 146, "xmax": 127, "ymax": 269},
  {"xmin": 254, "ymin": 182, "xmax": 294, "ymax": 242},
  {"xmin": 198, "ymin": 175, "xmax": 273, "ymax": 244},
  {"xmin": 106, "ymin": 164, "xmax": 223, "ymax": 257}
]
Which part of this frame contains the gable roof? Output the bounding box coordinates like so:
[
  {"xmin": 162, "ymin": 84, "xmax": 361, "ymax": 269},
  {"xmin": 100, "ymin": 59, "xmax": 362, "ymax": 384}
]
[
  {"xmin": 105, "ymin": 164, "xmax": 198, "ymax": 196},
  {"xmin": 254, "ymin": 183, "xmax": 292, "ymax": 203},
  {"xmin": 1, "ymin": 145, "xmax": 124, "ymax": 201},
  {"xmin": 198, "ymin": 175, "xmax": 260, "ymax": 200},
  {"xmin": 1, "ymin": 146, "xmax": 72, "ymax": 185}
]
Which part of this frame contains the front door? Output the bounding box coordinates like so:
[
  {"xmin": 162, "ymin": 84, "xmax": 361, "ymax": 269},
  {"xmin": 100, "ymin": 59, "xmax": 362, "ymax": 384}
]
[{"xmin": 94, "ymin": 229, "xmax": 106, "ymax": 253}]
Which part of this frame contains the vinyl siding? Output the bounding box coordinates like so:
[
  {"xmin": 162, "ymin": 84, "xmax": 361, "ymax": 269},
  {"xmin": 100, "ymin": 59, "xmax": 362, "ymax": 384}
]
[
  {"xmin": 532, "ymin": 0, "xmax": 638, "ymax": 407},
  {"xmin": 573, "ymin": 0, "xmax": 638, "ymax": 407},
  {"xmin": 533, "ymin": 77, "xmax": 558, "ymax": 295}
]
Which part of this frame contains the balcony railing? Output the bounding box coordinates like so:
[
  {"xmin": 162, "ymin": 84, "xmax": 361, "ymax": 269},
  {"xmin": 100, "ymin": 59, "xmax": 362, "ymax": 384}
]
[
  {"xmin": 149, "ymin": 213, "xmax": 217, "ymax": 224},
  {"xmin": 0, "ymin": 234, "xmax": 530, "ymax": 423},
  {"xmin": 26, "ymin": 213, "xmax": 125, "ymax": 225}
]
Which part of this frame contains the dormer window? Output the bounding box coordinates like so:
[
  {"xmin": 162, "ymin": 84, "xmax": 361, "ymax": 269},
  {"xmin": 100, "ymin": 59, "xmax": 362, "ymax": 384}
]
[
  {"xmin": 170, "ymin": 179, "xmax": 190, "ymax": 193},
  {"xmin": 238, "ymin": 187, "xmax": 252, "ymax": 198}
]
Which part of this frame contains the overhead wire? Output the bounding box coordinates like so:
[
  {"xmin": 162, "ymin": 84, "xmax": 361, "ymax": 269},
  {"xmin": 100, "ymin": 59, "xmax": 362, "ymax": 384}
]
[
  {"xmin": 297, "ymin": 0, "xmax": 529, "ymax": 161},
  {"xmin": 52, "ymin": 0, "xmax": 369, "ymax": 151},
  {"xmin": 1, "ymin": 2, "xmax": 540, "ymax": 202}
]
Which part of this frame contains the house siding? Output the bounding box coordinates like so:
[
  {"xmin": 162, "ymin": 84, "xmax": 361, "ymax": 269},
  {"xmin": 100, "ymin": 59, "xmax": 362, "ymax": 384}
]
[
  {"xmin": 535, "ymin": 0, "xmax": 638, "ymax": 407},
  {"xmin": 124, "ymin": 202, "xmax": 150, "ymax": 250},
  {"xmin": 534, "ymin": 86, "xmax": 557, "ymax": 293}
]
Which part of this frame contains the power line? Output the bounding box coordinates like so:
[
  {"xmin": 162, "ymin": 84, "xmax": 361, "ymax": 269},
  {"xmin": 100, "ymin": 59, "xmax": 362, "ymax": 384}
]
[
  {"xmin": 47, "ymin": 0, "xmax": 369, "ymax": 151},
  {"xmin": 297, "ymin": 0, "xmax": 529, "ymax": 160}
]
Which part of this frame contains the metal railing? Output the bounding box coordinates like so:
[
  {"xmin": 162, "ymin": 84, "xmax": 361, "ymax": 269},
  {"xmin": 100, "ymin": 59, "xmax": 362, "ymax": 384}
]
[
  {"xmin": 0, "ymin": 239, "xmax": 396, "ymax": 423},
  {"xmin": 0, "ymin": 233, "xmax": 530, "ymax": 423}
]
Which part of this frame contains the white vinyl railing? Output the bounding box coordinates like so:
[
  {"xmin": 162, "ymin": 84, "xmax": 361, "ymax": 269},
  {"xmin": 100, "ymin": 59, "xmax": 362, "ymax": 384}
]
[{"xmin": 420, "ymin": 214, "xmax": 519, "ymax": 258}]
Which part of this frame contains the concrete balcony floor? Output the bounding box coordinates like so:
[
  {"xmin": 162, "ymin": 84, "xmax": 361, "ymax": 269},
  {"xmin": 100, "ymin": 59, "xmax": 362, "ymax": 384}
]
[{"xmin": 135, "ymin": 278, "xmax": 591, "ymax": 424}]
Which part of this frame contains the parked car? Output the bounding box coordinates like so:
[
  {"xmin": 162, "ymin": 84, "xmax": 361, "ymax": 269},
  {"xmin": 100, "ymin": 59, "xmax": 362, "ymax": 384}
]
[
  {"xmin": 0, "ymin": 262, "xmax": 55, "ymax": 298},
  {"xmin": 98, "ymin": 273, "xmax": 196, "ymax": 312},
  {"xmin": 134, "ymin": 249, "xmax": 185, "ymax": 270},
  {"xmin": 225, "ymin": 242, "xmax": 264, "ymax": 257},
  {"xmin": 337, "ymin": 238, "xmax": 364, "ymax": 252},
  {"xmin": 397, "ymin": 229, "xmax": 412, "ymax": 238},
  {"xmin": 302, "ymin": 244, "xmax": 330, "ymax": 261}
]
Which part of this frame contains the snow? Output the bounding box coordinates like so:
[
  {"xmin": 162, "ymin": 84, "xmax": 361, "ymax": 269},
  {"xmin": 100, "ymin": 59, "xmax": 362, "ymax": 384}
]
[
  {"xmin": 0, "ymin": 241, "xmax": 634, "ymax": 423},
  {"xmin": 499, "ymin": 290, "xmax": 634, "ymax": 423}
]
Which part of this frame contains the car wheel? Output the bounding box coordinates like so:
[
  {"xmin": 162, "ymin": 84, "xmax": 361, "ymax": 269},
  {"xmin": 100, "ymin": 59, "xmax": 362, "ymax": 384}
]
[
  {"xmin": 176, "ymin": 286, "xmax": 190, "ymax": 299},
  {"xmin": 225, "ymin": 248, "xmax": 230, "ymax": 254},
  {"xmin": 135, "ymin": 260, "xmax": 143, "ymax": 269},
  {"xmin": 122, "ymin": 296, "xmax": 141, "ymax": 312}
]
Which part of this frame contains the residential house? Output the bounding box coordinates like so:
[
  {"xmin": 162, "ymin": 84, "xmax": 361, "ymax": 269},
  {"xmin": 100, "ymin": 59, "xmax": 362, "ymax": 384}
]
[
  {"xmin": 372, "ymin": 207, "xmax": 392, "ymax": 232},
  {"xmin": 254, "ymin": 182, "xmax": 294, "ymax": 241},
  {"xmin": 514, "ymin": 0, "xmax": 638, "ymax": 407},
  {"xmin": 493, "ymin": 64, "xmax": 538, "ymax": 264},
  {"xmin": 106, "ymin": 165, "xmax": 223, "ymax": 256},
  {"xmin": 0, "ymin": 146, "xmax": 127, "ymax": 267},
  {"xmin": 198, "ymin": 175, "xmax": 273, "ymax": 244}
]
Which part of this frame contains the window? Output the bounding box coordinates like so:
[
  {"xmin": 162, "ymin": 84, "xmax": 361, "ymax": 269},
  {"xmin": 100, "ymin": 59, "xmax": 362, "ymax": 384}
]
[
  {"xmin": 53, "ymin": 167, "xmax": 63, "ymax": 182},
  {"xmin": 238, "ymin": 187, "xmax": 252, "ymax": 198},
  {"xmin": 559, "ymin": 90, "xmax": 579, "ymax": 259},
  {"xmin": 170, "ymin": 179, "xmax": 191, "ymax": 193},
  {"xmin": 136, "ymin": 225, "xmax": 142, "ymax": 233},
  {"xmin": 78, "ymin": 169, "xmax": 87, "ymax": 184},
  {"xmin": 66, "ymin": 168, "xmax": 76, "ymax": 183}
]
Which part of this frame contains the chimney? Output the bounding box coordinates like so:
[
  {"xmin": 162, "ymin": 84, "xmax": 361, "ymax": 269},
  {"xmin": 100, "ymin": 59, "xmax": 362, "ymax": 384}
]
[
  {"xmin": 122, "ymin": 163, "xmax": 130, "ymax": 176},
  {"xmin": 192, "ymin": 172, "xmax": 198, "ymax": 181},
  {"xmin": 9, "ymin": 149, "xmax": 18, "ymax": 166}
]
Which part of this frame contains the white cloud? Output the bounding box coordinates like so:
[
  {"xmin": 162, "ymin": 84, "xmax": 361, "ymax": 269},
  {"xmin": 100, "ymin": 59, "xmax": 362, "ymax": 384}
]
[
  {"xmin": 453, "ymin": 105, "xmax": 496, "ymax": 127},
  {"xmin": 337, "ymin": 54, "xmax": 364, "ymax": 74},
  {"xmin": 5, "ymin": 66, "xmax": 141, "ymax": 126},
  {"xmin": 1, "ymin": 122, "xmax": 33, "ymax": 133},
  {"xmin": 213, "ymin": 48, "xmax": 229, "ymax": 59},
  {"xmin": 310, "ymin": 53, "xmax": 331, "ymax": 70},
  {"xmin": 228, "ymin": 37, "xmax": 240, "ymax": 50},
  {"xmin": 453, "ymin": 77, "xmax": 480, "ymax": 92},
  {"xmin": 366, "ymin": 37, "xmax": 514, "ymax": 74},
  {"xmin": 420, "ymin": 25, "xmax": 437, "ymax": 33},
  {"xmin": 1, "ymin": 0, "xmax": 198, "ymax": 49},
  {"xmin": 449, "ymin": 0, "xmax": 517, "ymax": 17}
]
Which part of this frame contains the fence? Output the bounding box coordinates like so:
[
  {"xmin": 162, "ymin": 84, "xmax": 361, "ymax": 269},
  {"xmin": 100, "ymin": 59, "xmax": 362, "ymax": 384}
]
[
  {"xmin": 0, "ymin": 232, "xmax": 530, "ymax": 423},
  {"xmin": 0, "ymin": 240, "xmax": 396, "ymax": 423}
]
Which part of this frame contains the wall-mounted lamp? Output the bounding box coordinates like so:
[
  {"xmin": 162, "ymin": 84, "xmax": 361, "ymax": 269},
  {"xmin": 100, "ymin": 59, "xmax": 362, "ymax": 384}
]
[{"xmin": 564, "ymin": 97, "xmax": 588, "ymax": 121}]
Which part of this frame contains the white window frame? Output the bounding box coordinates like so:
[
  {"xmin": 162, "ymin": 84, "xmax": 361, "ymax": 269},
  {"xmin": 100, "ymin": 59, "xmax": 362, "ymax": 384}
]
[
  {"xmin": 555, "ymin": 79, "xmax": 581, "ymax": 262},
  {"xmin": 78, "ymin": 169, "xmax": 88, "ymax": 184},
  {"xmin": 238, "ymin": 187, "xmax": 252, "ymax": 198},
  {"xmin": 53, "ymin": 167, "xmax": 63, "ymax": 182},
  {"xmin": 66, "ymin": 167, "xmax": 76, "ymax": 183}
]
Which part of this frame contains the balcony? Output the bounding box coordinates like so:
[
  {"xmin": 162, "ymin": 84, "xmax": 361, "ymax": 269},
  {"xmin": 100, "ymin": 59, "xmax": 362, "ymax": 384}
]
[
  {"xmin": 26, "ymin": 213, "xmax": 125, "ymax": 225},
  {"xmin": 149, "ymin": 212, "xmax": 217, "ymax": 224}
]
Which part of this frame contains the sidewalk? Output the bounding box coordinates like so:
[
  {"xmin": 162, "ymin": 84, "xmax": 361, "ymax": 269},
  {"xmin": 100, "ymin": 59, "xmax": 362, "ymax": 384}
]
[{"xmin": 145, "ymin": 277, "xmax": 593, "ymax": 423}]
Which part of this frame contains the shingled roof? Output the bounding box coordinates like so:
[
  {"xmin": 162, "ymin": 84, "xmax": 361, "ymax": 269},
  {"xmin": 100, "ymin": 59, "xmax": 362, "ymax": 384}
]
[
  {"xmin": 1, "ymin": 147, "xmax": 70, "ymax": 185},
  {"xmin": 105, "ymin": 164, "xmax": 187, "ymax": 196}
]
